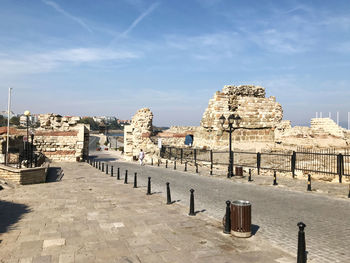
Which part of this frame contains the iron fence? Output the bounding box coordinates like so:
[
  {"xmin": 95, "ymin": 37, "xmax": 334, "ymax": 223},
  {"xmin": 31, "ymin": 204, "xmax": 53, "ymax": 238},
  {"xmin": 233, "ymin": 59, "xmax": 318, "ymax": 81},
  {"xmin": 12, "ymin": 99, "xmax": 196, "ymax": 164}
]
[{"xmin": 160, "ymin": 145, "xmax": 349, "ymax": 182}]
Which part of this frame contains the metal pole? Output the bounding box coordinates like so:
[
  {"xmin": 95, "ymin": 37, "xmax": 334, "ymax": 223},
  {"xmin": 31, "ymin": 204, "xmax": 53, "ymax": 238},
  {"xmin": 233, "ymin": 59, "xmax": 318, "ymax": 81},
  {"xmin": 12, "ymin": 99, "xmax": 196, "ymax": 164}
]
[
  {"xmin": 297, "ymin": 222, "xmax": 307, "ymax": 263},
  {"xmin": 228, "ymin": 125, "xmax": 233, "ymax": 178},
  {"xmin": 30, "ymin": 134, "xmax": 34, "ymax": 168},
  {"xmin": 210, "ymin": 150, "xmax": 213, "ymax": 175},
  {"xmin": 147, "ymin": 177, "xmax": 151, "ymax": 195},
  {"xmin": 337, "ymin": 111, "xmax": 339, "ymax": 125},
  {"xmin": 166, "ymin": 182, "xmax": 171, "ymax": 204},
  {"xmin": 5, "ymin": 87, "xmax": 12, "ymax": 165},
  {"xmin": 273, "ymin": 171, "xmax": 278, "ymax": 185},
  {"xmin": 307, "ymin": 174, "xmax": 312, "ymax": 191},
  {"xmin": 223, "ymin": 200, "xmax": 231, "ymax": 234},
  {"xmin": 26, "ymin": 115, "xmax": 29, "ymax": 167},
  {"xmin": 124, "ymin": 170, "xmax": 128, "ymax": 184},
  {"xmin": 133, "ymin": 172, "xmax": 137, "ymax": 188},
  {"xmin": 189, "ymin": 189, "xmax": 195, "ymax": 216}
]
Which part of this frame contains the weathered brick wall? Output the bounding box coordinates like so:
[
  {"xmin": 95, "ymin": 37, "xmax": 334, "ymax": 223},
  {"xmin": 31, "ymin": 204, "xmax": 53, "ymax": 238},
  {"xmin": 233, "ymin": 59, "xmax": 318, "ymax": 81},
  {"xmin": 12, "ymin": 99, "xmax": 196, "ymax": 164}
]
[
  {"xmin": 0, "ymin": 164, "xmax": 46, "ymax": 184},
  {"xmin": 33, "ymin": 124, "xmax": 89, "ymax": 162}
]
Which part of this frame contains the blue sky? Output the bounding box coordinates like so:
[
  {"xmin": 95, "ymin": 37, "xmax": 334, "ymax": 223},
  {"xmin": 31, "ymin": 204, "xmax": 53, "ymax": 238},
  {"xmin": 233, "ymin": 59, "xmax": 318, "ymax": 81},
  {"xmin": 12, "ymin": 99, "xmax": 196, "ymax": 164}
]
[{"xmin": 0, "ymin": 0, "xmax": 350, "ymax": 127}]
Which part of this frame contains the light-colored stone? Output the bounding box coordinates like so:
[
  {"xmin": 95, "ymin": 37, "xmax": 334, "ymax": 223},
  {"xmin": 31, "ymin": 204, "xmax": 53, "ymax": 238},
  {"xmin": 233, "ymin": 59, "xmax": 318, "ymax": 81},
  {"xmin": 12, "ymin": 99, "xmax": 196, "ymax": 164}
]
[{"xmin": 42, "ymin": 238, "xmax": 66, "ymax": 249}]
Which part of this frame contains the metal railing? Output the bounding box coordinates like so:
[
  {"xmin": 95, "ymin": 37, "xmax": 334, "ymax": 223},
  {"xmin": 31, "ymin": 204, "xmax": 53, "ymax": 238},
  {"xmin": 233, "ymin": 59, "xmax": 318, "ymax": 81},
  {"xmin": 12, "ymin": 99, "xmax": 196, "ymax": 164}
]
[{"xmin": 160, "ymin": 145, "xmax": 349, "ymax": 182}]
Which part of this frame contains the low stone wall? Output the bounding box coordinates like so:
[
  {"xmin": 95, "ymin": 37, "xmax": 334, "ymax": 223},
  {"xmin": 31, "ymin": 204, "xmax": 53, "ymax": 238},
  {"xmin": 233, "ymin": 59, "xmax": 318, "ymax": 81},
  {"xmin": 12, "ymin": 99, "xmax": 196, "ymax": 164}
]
[{"xmin": 0, "ymin": 164, "xmax": 47, "ymax": 185}]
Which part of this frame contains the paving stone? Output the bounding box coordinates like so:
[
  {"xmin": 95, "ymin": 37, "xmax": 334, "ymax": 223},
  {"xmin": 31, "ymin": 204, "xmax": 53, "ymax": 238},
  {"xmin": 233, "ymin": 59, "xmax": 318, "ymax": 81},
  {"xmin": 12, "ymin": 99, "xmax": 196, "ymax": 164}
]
[
  {"xmin": 43, "ymin": 239, "xmax": 65, "ymax": 249},
  {"xmin": 0, "ymin": 161, "xmax": 300, "ymax": 263}
]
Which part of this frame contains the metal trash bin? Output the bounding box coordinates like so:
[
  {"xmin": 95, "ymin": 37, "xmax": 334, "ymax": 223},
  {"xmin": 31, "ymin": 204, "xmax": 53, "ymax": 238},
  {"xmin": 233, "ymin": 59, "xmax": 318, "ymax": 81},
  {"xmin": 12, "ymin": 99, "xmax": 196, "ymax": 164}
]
[
  {"xmin": 231, "ymin": 200, "xmax": 251, "ymax": 238},
  {"xmin": 235, "ymin": 166, "xmax": 243, "ymax": 177}
]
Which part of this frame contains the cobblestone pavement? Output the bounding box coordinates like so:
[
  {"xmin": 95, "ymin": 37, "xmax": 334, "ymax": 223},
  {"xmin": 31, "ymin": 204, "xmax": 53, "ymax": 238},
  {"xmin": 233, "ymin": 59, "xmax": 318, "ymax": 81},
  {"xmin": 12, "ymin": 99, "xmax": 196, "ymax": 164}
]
[
  {"xmin": 94, "ymin": 151, "xmax": 350, "ymax": 263},
  {"xmin": 0, "ymin": 162, "xmax": 295, "ymax": 263}
]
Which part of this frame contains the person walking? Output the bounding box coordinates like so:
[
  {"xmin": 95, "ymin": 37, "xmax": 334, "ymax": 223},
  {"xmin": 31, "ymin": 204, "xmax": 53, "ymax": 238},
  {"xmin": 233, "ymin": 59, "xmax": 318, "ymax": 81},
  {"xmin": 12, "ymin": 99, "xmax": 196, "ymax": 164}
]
[{"xmin": 139, "ymin": 149, "xmax": 145, "ymax": 166}]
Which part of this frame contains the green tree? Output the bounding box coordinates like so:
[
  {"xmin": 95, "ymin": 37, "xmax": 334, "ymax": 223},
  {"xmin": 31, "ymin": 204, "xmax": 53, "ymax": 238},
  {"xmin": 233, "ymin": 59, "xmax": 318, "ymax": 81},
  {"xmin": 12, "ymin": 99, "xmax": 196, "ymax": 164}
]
[
  {"xmin": 78, "ymin": 117, "xmax": 99, "ymax": 130},
  {"xmin": 0, "ymin": 115, "xmax": 6, "ymax": 126},
  {"xmin": 10, "ymin": 116, "xmax": 20, "ymax": 126}
]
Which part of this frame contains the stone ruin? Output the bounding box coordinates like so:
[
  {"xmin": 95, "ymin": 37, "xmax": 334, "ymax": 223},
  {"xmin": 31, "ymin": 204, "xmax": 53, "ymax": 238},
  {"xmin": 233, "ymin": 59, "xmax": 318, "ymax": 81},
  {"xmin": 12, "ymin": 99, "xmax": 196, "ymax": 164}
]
[
  {"xmin": 38, "ymin": 114, "xmax": 81, "ymax": 131},
  {"xmin": 34, "ymin": 114, "xmax": 89, "ymax": 161},
  {"xmin": 124, "ymin": 85, "xmax": 350, "ymax": 161}
]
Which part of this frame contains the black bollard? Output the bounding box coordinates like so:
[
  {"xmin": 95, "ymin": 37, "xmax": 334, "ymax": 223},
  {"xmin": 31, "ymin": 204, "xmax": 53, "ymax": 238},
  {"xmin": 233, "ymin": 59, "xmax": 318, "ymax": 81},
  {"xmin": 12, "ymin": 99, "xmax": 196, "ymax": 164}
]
[
  {"xmin": 248, "ymin": 168, "xmax": 252, "ymax": 182},
  {"xmin": 166, "ymin": 160, "xmax": 168, "ymax": 168},
  {"xmin": 151, "ymin": 158, "xmax": 153, "ymax": 166},
  {"xmin": 223, "ymin": 200, "xmax": 231, "ymax": 234},
  {"xmin": 124, "ymin": 170, "xmax": 128, "ymax": 184},
  {"xmin": 99, "ymin": 162, "xmax": 101, "ymax": 170},
  {"xmin": 102, "ymin": 163, "xmax": 104, "ymax": 172},
  {"xmin": 189, "ymin": 189, "xmax": 195, "ymax": 216},
  {"xmin": 195, "ymin": 164, "xmax": 198, "ymax": 173},
  {"xmin": 166, "ymin": 182, "xmax": 171, "ymax": 205},
  {"xmin": 174, "ymin": 161, "xmax": 176, "ymax": 170},
  {"xmin": 133, "ymin": 172, "xmax": 137, "ymax": 188},
  {"xmin": 297, "ymin": 222, "xmax": 307, "ymax": 263},
  {"xmin": 307, "ymin": 174, "xmax": 312, "ymax": 191},
  {"xmin": 158, "ymin": 159, "xmax": 160, "ymax": 167},
  {"xmin": 273, "ymin": 171, "xmax": 278, "ymax": 185},
  {"xmin": 184, "ymin": 162, "xmax": 187, "ymax": 172},
  {"xmin": 106, "ymin": 164, "xmax": 108, "ymax": 175},
  {"xmin": 147, "ymin": 177, "xmax": 151, "ymax": 195},
  {"xmin": 111, "ymin": 166, "xmax": 114, "ymax": 177},
  {"xmin": 117, "ymin": 167, "xmax": 120, "ymax": 180}
]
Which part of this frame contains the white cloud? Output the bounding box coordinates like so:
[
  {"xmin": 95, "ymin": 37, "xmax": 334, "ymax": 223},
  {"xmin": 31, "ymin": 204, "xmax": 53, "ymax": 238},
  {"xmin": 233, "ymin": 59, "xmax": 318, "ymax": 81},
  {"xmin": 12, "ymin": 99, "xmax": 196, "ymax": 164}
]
[
  {"xmin": 121, "ymin": 2, "xmax": 160, "ymax": 37},
  {"xmin": 42, "ymin": 0, "xmax": 93, "ymax": 33},
  {"xmin": 0, "ymin": 48, "xmax": 139, "ymax": 75},
  {"xmin": 165, "ymin": 32, "xmax": 243, "ymax": 60}
]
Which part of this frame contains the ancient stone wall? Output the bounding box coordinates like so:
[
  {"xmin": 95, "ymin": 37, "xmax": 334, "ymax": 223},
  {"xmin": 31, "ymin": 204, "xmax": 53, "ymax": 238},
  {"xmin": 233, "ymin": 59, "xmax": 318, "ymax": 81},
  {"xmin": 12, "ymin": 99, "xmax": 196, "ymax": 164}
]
[
  {"xmin": 124, "ymin": 108, "xmax": 159, "ymax": 162},
  {"xmin": 124, "ymin": 85, "xmax": 349, "ymax": 159},
  {"xmin": 34, "ymin": 114, "xmax": 89, "ymax": 162},
  {"xmin": 157, "ymin": 126, "xmax": 199, "ymax": 147},
  {"xmin": 275, "ymin": 118, "xmax": 350, "ymax": 148},
  {"xmin": 197, "ymin": 85, "xmax": 282, "ymax": 149}
]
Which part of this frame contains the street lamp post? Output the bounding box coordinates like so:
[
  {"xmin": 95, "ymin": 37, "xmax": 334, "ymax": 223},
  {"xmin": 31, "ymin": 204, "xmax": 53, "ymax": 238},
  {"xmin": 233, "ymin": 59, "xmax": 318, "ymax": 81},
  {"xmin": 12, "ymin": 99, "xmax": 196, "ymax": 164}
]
[
  {"xmin": 219, "ymin": 113, "xmax": 241, "ymax": 178},
  {"xmin": 24, "ymin": 110, "xmax": 30, "ymax": 167}
]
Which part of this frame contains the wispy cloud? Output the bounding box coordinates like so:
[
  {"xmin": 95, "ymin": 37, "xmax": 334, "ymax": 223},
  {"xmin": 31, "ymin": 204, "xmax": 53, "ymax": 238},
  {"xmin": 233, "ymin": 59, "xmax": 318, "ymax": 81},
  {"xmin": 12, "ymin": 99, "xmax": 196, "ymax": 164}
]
[
  {"xmin": 121, "ymin": 2, "xmax": 160, "ymax": 37},
  {"xmin": 0, "ymin": 48, "xmax": 139, "ymax": 75},
  {"xmin": 165, "ymin": 32, "xmax": 243, "ymax": 61},
  {"xmin": 42, "ymin": 0, "xmax": 93, "ymax": 33}
]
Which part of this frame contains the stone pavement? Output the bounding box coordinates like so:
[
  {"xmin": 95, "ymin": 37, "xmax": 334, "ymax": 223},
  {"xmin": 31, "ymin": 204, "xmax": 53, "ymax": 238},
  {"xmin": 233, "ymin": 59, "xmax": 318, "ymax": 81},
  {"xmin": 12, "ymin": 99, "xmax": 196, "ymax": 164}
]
[
  {"xmin": 0, "ymin": 162, "xmax": 295, "ymax": 263},
  {"xmin": 93, "ymin": 150, "xmax": 350, "ymax": 263}
]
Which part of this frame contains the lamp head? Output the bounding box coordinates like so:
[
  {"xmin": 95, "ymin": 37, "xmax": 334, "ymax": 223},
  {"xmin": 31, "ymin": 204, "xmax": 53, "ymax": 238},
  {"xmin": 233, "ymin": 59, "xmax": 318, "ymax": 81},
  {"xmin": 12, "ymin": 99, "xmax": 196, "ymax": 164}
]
[
  {"xmin": 234, "ymin": 114, "xmax": 241, "ymax": 126},
  {"xmin": 24, "ymin": 110, "xmax": 30, "ymax": 116},
  {"xmin": 228, "ymin": 114, "xmax": 235, "ymax": 125},
  {"xmin": 219, "ymin": 115, "xmax": 226, "ymax": 126}
]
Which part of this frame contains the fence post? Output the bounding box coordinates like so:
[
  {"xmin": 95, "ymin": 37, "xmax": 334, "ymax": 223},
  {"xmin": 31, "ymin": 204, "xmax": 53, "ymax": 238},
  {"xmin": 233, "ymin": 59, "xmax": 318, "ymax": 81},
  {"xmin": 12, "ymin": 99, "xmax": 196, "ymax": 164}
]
[
  {"xmin": 181, "ymin": 149, "xmax": 183, "ymax": 164},
  {"xmin": 257, "ymin": 152, "xmax": 261, "ymax": 175},
  {"xmin": 210, "ymin": 150, "xmax": 213, "ymax": 175},
  {"xmin": 291, "ymin": 151, "xmax": 296, "ymax": 178},
  {"xmin": 340, "ymin": 153, "xmax": 344, "ymax": 183},
  {"xmin": 337, "ymin": 153, "xmax": 344, "ymax": 183},
  {"xmin": 194, "ymin": 149, "xmax": 197, "ymax": 167}
]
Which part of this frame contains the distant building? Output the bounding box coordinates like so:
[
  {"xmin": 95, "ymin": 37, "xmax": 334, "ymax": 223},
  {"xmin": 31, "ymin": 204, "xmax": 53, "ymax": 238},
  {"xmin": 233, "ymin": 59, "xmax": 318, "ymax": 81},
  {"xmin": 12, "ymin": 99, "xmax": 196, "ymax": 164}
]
[
  {"xmin": 19, "ymin": 114, "xmax": 39, "ymax": 127},
  {"xmin": 117, "ymin": 119, "xmax": 131, "ymax": 125},
  {"xmin": 0, "ymin": 110, "xmax": 16, "ymax": 118}
]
